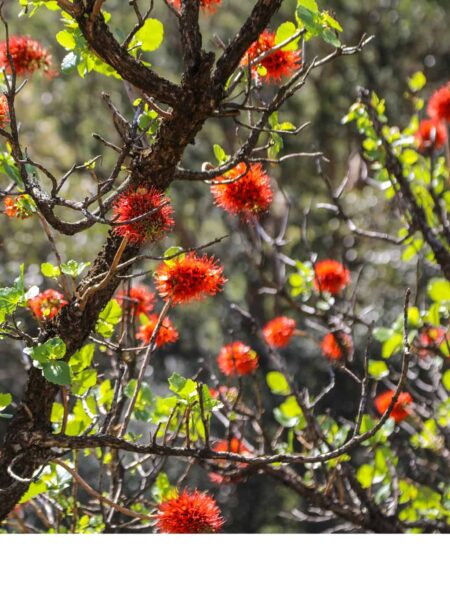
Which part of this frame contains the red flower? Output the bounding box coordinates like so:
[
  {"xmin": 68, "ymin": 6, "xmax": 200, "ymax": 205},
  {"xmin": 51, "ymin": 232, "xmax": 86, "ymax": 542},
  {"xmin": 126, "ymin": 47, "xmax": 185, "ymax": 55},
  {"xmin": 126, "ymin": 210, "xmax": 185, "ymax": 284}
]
[
  {"xmin": 209, "ymin": 437, "xmax": 252, "ymax": 484},
  {"xmin": 0, "ymin": 96, "xmax": 9, "ymax": 127},
  {"xmin": 155, "ymin": 489, "xmax": 224, "ymax": 534},
  {"xmin": 217, "ymin": 341, "xmax": 259, "ymax": 377},
  {"xmin": 321, "ymin": 332, "xmax": 353, "ymax": 363},
  {"xmin": 241, "ymin": 30, "xmax": 301, "ymax": 82},
  {"xmin": 116, "ymin": 285, "xmax": 155, "ymax": 318},
  {"xmin": 416, "ymin": 326, "xmax": 447, "ymax": 357},
  {"xmin": 427, "ymin": 83, "xmax": 450, "ymax": 123},
  {"xmin": 314, "ymin": 259, "xmax": 350, "ymax": 295},
  {"xmin": 28, "ymin": 289, "xmax": 67, "ymax": 321},
  {"xmin": 136, "ymin": 313, "xmax": 179, "ymax": 348},
  {"xmin": 3, "ymin": 195, "xmax": 35, "ymax": 219},
  {"xmin": 374, "ymin": 390, "xmax": 413, "ymax": 423},
  {"xmin": 113, "ymin": 186, "xmax": 174, "ymax": 245},
  {"xmin": 415, "ymin": 119, "xmax": 447, "ymax": 152},
  {"xmin": 154, "ymin": 252, "xmax": 225, "ymax": 305},
  {"xmin": 210, "ymin": 162, "xmax": 273, "ymax": 220},
  {"xmin": 168, "ymin": 0, "xmax": 221, "ymax": 12},
  {"xmin": 0, "ymin": 36, "xmax": 54, "ymax": 77},
  {"xmin": 263, "ymin": 316, "xmax": 296, "ymax": 348}
]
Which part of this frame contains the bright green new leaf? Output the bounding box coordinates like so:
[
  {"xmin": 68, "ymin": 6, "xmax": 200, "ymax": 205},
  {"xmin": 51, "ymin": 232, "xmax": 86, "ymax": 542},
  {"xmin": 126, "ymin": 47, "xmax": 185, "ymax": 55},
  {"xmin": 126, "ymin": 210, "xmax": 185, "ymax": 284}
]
[
  {"xmin": 275, "ymin": 22, "xmax": 299, "ymax": 50},
  {"xmin": 0, "ymin": 393, "xmax": 12, "ymax": 411},
  {"xmin": 368, "ymin": 360, "xmax": 389, "ymax": 380},
  {"xmin": 131, "ymin": 18, "xmax": 164, "ymax": 52},
  {"xmin": 266, "ymin": 371, "xmax": 290, "ymax": 395}
]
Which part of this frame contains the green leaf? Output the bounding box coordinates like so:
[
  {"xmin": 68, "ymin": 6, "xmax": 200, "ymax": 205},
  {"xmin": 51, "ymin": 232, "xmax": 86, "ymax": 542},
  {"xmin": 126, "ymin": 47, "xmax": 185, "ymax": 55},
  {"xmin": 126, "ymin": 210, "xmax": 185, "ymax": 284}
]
[
  {"xmin": 407, "ymin": 306, "xmax": 421, "ymax": 327},
  {"xmin": 164, "ymin": 246, "xmax": 184, "ymax": 264},
  {"xmin": 356, "ymin": 464, "xmax": 374, "ymax": 489},
  {"xmin": 130, "ymin": 18, "xmax": 164, "ymax": 52},
  {"xmin": 213, "ymin": 144, "xmax": 229, "ymax": 164},
  {"xmin": 125, "ymin": 379, "xmax": 153, "ymax": 420},
  {"xmin": 19, "ymin": 480, "xmax": 47, "ymax": 504},
  {"xmin": 428, "ymin": 278, "xmax": 450, "ymax": 303},
  {"xmin": 0, "ymin": 393, "xmax": 12, "ymax": 411},
  {"xmin": 275, "ymin": 22, "xmax": 299, "ymax": 50},
  {"xmin": 43, "ymin": 361, "xmax": 71, "ymax": 386},
  {"xmin": 95, "ymin": 299, "xmax": 122, "ymax": 338},
  {"xmin": 266, "ymin": 371, "xmax": 290, "ymax": 395},
  {"xmin": 442, "ymin": 370, "xmax": 450, "ymax": 391},
  {"xmin": 60, "ymin": 259, "xmax": 91, "ymax": 278},
  {"xmin": 69, "ymin": 344, "xmax": 95, "ymax": 373},
  {"xmin": 408, "ymin": 71, "xmax": 426, "ymax": 93},
  {"xmin": 151, "ymin": 473, "xmax": 177, "ymax": 503},
  {"xmin": 368, "ymin": 360, "xmax": 389, "ymax": 380},
  {"xmin": 25, "ymin": 337, "xmax": 66, "ymax": 365},
  {"xmin": 274, "ymin": 395, "xmax": 304, "ymax": 428},
  {"xmin": 41, "ymin": 262, "xmax": 61, "ymax": 278},
  {"xmin": 372, "ymin": 327, "xmax": 393, "ymax": 342},
  {"xmin": 381, "ymin": 333, "xmax": 403, "ymax": 358},
  {"xmin": 297, "ymin": 0, "xmax": 319, "ymax": 12},
  {"xmin": 56, "ymin": 29, "xmax": 76, "ymax": 50},
  {"xmin": 61, "ymin": 51, "xmax": 78, "ymax": 73}
]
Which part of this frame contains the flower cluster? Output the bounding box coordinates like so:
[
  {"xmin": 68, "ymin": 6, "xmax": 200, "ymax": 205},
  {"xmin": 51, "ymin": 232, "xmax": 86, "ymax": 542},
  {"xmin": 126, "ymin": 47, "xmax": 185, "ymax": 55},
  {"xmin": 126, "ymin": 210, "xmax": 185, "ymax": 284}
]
[
  {"xmin": 209, "ymin": 437, "xmax": 252, "ymax": 484},
  {"xmin": 242, "ymin": 30, "xmax": 301, "ymax": 82},
  {"xmin": 314, "ymin": 259, "xmax": 350, "ymax": 295},
  {"xmin": 217, "ymin": 341, "xmax": 259, "ymax": 377},
  {"xmin": 116, "ymin": 285, "xmax": 155, "ymax": 318},
  {"xmin": 415, "ymin": 119, "xmax": 447, "ymax": 152},
  {"xmin": 137, "ymin": 313, "xmax": 179, "ymax": 348},
  {"xmin": 0, "ymin": 96, "xmax": 9, "ymax": 127},
  {"xmin": 3, "ymin": 195, "xmax": 35, "ymax": 220},
  {"xmin": 155, "ymin": 489, "xmax": 224, "ymax": 533},
  {"xmin": 263, "ymin": 316, "xmax": 296, "ymax": 348},
  {"xmin": 154, "ymin": 252, "xmax": 225, "ymax": 305},
  {"xmin": 416, "ymin": 82, "xmax": 450, "ymax": 152},
  {"xmin": 321, "ymin": 332, "xmax": 353, "ymax": 363},
  {"xmin": 28, "ymin": 289, "xmax": 67, "ymax": 321},
  {"xmin": 0, "ymin": 36, "xmax": 54, "ymax": 77},
  {"xmin": 168, "ymin": 0, "xmax": 221, "ymax": 13},
  {"xmin": 210, "ymin": 162, "xmax": 273, "ymax": 221},
  {"xmin": 113, "ymin": 186, "xmax": 174, "ymax": 245},
  {"xmin": 374, "ymin": 390, "xmax": 413, "ymax": 423},
  {"xmin": 415, "ymin": 326, "xmax": 447, "ymax": 358}
]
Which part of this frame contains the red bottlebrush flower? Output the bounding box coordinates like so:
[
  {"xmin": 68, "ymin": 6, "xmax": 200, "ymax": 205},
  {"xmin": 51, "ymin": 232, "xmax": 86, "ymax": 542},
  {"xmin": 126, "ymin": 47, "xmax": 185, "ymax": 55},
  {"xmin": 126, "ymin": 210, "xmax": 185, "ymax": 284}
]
[
  {"xmin": 210, "ymin": 162, "xmax": 273, "ymax": 220},
  {"xmin": 415, "ymin": 119, "xmax": 447, "ymax": 152},
  {"xmin": 0, "ymin": 96, "xmax": 9, "ymax": 127},
  {"xmin": 374, "ymin": 390, "xmax": 413, "ymax": 423},
  {"xmin": 155, "ymin": 489, "xmax": 224, "ymax": 534},
  {"xmin": 321, "ymin": 332, "xmax": 353, "ymax": 363},
  {"xmin": 28, "ymin": 289, "xmax": 67, "ymax": 321},
  {"xmin": 427, "ymin": 83, "xmax": 450, "ymax": 123},
  {"xmin": 263, "ymin": 316, "xmax": 296, "ymax": 348},
  {"xmin": 241, "ymin": 30, "xmax": 302, "ymax": 82},
  {"xmin": 0, "ymin": 36, "xmax": 54, "ymax": 77},
  {"xmin": 116, "ymin": 285, "xmax": 155, "ymax": 318},
  {"xmin": 113, "ymin": 186, "xmax": 174, "ymax": 245},
  {"xmin": 209, "ymin": 437, "xmax": 252, "ymax": 484},
  {"xmin": 154, "ymin": 252, "xmax": 225, "ymax": 305},
  {"xmin": 168, "ymin": 0, "xmax": 221, "ymax": 13},
  {"xmin": 314, "ymin": 259, "xmax": 350, "ymax": 295},
  {"xmin": 217, "ymin": 341, "xmax": 259, "ymax": 377},
  {"xmin": 136, "ymin": 313, "xmax": 179, "ymax": 348},
  {"xmin": 3, "ymin": 195, "xmax": 35, "ymax": 220}
]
